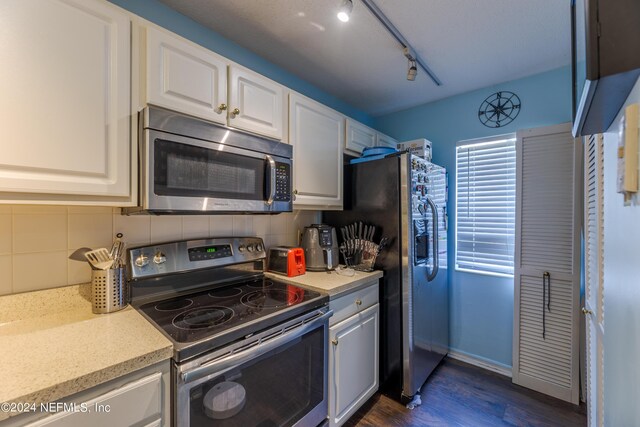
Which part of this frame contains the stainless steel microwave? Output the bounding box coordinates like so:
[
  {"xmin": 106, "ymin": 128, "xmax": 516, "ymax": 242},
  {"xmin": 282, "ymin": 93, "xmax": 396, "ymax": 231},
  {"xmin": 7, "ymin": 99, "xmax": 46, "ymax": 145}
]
[{"xmin": 124, "ymin": 106, "xmax": 293, "ymax": 215}]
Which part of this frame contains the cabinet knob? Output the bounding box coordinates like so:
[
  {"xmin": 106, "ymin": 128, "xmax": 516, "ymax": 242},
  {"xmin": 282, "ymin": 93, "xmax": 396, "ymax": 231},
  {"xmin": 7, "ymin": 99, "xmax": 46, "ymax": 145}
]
[
  {"xmin": 582, "ymin": 307, "xmax": 593, "ymax": 315},
  {"xmin": 331, "ymin": 338, "xmax": 339, "ymax": 346},
  {"xmin": 355, "ymin": 299, "xmax": 362, "ymax": 306},
  {"xmin": 230, "ymin": 108, "xmax": 240, "ymax": 118},
  {"xmin": 216, "ymin": 103, "xmax": 227, "ymax": 113}
]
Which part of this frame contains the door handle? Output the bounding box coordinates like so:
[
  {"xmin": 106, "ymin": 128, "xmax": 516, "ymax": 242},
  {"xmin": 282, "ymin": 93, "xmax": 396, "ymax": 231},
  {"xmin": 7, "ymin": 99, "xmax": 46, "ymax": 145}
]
[
  {"xmin": 265, "ymin": 155, "xmax": 276, "ymax": 205},
  {"xmin": 426, "ymin": 196, "xmax": 438, "ymax": 282},
  {"xmin": 582, "ymin": 307, "xmax": 593, "ymax": 315}
]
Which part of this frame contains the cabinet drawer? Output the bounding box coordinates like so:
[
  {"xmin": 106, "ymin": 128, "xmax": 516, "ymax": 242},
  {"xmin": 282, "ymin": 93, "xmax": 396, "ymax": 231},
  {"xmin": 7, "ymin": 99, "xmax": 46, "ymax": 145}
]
[
  {"xmin": 329, "ymin": 282, "xmax": 379, "ymax": 326},
  {"xmin": 26, "ymin": 372, "xmax": 163, "ymax": 427}
]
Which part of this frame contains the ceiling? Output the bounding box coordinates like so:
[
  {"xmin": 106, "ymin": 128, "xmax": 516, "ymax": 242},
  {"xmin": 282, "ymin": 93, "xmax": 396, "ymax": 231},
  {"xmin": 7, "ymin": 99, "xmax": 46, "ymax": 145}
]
[{"xmin": 158, "ymin": 0, "xmax": 571, "ymax": 116}]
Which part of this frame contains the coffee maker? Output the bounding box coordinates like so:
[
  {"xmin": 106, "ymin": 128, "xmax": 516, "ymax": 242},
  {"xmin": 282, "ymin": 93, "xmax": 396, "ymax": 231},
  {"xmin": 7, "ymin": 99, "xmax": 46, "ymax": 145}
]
[{"xmin": 301, "ymin": 224, "xmax": 339, "ymax": 271}]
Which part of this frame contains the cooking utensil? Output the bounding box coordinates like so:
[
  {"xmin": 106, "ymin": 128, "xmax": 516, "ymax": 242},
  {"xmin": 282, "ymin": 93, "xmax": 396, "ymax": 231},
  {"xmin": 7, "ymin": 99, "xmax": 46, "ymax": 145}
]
[
  {"xmin": 113, "ymin": 241, "xmax": 125, "ymax": 267},
  {"xmin": 68, "ymin": 247, "xmax": 92, "ymax": 262},
  {"xmin": 109, "ymin": 240, "xmax": 119, "ymax": 260},
  {"xmin": 85, "ymin": 248, "xmax": 113, "ymax": 270}
]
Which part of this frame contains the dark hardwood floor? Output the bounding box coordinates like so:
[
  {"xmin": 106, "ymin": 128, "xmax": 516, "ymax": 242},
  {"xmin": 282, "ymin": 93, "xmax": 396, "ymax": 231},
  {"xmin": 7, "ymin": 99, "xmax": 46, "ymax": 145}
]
[{"xmin": 345, "ymin": 358, "xmax": 587, "ymax": 427}]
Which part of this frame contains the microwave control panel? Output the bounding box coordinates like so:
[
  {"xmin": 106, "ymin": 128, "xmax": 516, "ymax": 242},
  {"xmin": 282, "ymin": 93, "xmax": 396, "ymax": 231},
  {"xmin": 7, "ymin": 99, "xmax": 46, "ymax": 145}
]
[{"xmin": 274, "ymin": 163, "xmax": 291, "ymax": 201}]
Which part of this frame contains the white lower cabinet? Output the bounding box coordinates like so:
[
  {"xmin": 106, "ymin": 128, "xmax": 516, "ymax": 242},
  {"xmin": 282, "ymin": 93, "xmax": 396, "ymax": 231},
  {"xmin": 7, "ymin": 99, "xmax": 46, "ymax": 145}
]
[
  {"xmin": 14, "ymin": 362, "xmax": 170, "ymax": 427},
  {"xmin": 328, "ymin": 283, "xmax": 379, "ymax": 427}
]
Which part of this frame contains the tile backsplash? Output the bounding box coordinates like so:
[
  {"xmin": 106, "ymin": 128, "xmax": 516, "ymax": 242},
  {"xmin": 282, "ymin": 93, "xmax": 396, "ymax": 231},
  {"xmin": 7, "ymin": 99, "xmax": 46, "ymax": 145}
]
[{"xmin": 0, "ymin": 205, "xmax": 319, "ymax": 295}]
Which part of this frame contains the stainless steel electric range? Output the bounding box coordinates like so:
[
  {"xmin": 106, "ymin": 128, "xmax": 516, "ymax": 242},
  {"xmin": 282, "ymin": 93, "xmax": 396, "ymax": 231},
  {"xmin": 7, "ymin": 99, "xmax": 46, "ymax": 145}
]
[{"xmin": 127, "ymin": 237, "xmax": 331, "ymax": 427}]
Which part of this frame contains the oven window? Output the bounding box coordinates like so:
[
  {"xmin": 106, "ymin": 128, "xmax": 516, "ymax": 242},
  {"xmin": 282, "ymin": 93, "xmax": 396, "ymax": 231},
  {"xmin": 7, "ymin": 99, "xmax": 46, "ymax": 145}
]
[
  {"xmin": 154, "ymin": 139, "xmax": 265, "ymax": 200},
  {"xmin": 187, "ymin": 327, "xmax": 324, "ymax": 427}
]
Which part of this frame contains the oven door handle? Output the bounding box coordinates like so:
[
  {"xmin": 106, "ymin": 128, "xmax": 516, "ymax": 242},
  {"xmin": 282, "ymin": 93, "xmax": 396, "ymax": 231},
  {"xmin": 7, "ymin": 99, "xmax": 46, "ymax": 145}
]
[
  {"xmin": 265, "ymin": 155, "xmax": 276, "ymax": 205},
  {"xmin": 180, "ymin": 309, "xmax": 333, "ymax": 384}
]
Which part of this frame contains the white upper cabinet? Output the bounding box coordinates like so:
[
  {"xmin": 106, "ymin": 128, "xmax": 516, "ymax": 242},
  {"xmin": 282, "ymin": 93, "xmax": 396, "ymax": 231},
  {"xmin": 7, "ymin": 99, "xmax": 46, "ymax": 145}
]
[
  {"xmin": 289, "ymin": 93, "xmax": 344, "ymax": 210},
  {"xmin": 376, "ymin": 132, "xmax": 398, "ymax": 149},
  {"xmin": 0, "ymin": 0, "xmax": 132, "ymax": 203},
  {"xmin": 228, "ymin": 65, "xmax": 285, "ymax": 140},
  {"xmin": 142, "ymin": 26, "xmax": 285, "ymax": 141},
  {"xmin": 345, "ymin": 119, "xmax": 377, "ymax": 155},
  {"xmin": 144, "ymin": 26, "xmax": 228, "ymax": 125}
]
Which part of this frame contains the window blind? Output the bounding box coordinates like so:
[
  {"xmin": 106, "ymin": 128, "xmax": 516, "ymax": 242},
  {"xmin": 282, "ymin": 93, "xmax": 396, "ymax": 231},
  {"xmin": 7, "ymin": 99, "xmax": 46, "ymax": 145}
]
[{"xmin": 455, "ymin": 137, "xmax": 516, "ymax": 276}]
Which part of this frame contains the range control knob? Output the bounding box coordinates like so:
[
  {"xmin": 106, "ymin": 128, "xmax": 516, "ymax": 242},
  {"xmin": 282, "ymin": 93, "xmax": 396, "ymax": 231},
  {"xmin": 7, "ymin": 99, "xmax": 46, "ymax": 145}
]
[
  {"xmin": 247, "ymin": 244, "xmax": 255, "ymax": 253},
  {"xmin": 238, "ymin": 245, "xmax": 246, "ymax": 253},
  {"xmin": 135, "ymin": 254, "xmax": 149, "ymax": 267},
  {"xmin": 153, "ymin": 251, "xmax": 166, "ymax": 264},
  {"xmin": 256, "ymin": 243, "xmax": 264, "ymax": 252}
]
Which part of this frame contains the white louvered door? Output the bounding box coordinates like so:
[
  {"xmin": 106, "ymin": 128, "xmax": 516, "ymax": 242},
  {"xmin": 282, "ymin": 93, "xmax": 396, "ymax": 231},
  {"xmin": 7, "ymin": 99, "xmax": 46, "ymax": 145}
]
[
  {"xmin": 512, "ymin": 123, "xmax": 582, "ymax": 404},
  {"xmin": 584, "ymin": 134, "xmax": 605, "ymax": 426}
]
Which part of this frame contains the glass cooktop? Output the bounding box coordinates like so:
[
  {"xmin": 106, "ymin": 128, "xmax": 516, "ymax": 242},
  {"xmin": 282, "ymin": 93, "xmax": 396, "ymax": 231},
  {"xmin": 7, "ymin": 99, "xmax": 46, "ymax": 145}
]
[{"xmin": 137, "ymin": 277, "xmax": 325, "ymax": 347}]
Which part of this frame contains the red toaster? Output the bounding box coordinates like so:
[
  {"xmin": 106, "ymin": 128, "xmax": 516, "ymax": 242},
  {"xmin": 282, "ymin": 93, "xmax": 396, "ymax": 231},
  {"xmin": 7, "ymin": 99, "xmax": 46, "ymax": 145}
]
[{"xmin": 267, "ymin": 246, "xmax": 306, "ymax": 277}]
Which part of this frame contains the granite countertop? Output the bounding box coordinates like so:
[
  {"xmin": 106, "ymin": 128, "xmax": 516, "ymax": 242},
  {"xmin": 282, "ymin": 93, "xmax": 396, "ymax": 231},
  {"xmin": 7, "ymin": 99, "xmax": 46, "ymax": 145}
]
[
  {"xmin": 0, "ymin": 284, "xmax": 172, "ymax": 421},
  {"xmin": 265, "ymin": 269, "xmax": 383, "ymax": 299}
]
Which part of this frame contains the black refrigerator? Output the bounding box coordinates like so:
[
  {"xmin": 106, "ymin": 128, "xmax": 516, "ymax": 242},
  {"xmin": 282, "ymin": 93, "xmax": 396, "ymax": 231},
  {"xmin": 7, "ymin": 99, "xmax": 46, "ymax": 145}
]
[{"xmin": 323, "ymin": 152, "xmax": 448, "ymax": 404}]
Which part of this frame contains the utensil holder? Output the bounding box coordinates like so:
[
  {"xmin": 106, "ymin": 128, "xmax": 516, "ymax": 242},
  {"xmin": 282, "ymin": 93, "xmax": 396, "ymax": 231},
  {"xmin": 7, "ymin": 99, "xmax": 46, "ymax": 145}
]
[{"xmin": 91, "ymin": 268, "xmax": 128, "ymax": 314}]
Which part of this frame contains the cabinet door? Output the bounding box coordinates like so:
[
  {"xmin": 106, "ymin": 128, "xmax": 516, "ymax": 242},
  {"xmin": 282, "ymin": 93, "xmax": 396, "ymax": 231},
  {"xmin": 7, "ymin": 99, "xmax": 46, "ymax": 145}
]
[
  {"xmin": 25, "ymin": 372, "xmax": 163, "ymax": 427},
  {"xmin": 329, "ymin": 304, "xmax": 379, "ymax": 427},
  {"xmin": 228, "ymin": 65, "xmax": 284, "ymax": 140},
  {"xmin": 145, "ymin": 26, "xmax": 227, "ymax": 125},
  {"xmin": 376, "ymin": 132, "xmax": 398, "ymax": 149},
  {"xmin": 0, "ymin": 0, "xmax": 131, "ymax": 199},
  {"xmin": 289, "ymin": 93, "xmax": 344, "ymax": 209},
  {"xmin": 345, "ymin": 120, "xmax": 376, "ymax": 155},
  {"xmin": 513, "ymin": 123, "xmax": 582, "ymax": 404}
]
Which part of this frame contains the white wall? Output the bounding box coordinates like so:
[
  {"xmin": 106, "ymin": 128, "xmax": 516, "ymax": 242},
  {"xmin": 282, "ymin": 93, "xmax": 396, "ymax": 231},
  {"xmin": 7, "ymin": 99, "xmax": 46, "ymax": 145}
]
[
  {"xmin": 602, "ymin": 77, "xmax": 640, "ymax": 426},
  {"xmin": 0, "ymin": 206, "xmax": 318, "ymax": 295}
]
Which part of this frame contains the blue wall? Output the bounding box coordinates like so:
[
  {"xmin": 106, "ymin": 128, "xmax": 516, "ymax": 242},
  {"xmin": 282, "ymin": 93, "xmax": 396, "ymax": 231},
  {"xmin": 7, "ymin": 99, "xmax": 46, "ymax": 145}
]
[
  {"xmin": 108, "ymin": 0, "xmax": 374, "ymax": 126},
  {"xmin": 375, "ymin": 66, "xmax": 572, "ymax": 368}
]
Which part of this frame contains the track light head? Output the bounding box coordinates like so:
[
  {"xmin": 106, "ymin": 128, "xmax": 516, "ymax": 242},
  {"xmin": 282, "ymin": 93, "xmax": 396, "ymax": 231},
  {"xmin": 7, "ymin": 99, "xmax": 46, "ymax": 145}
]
[
  {"xmin": 407, "ymin": 60, "xmax": 417, "ymax": 81},
  {"xmin": 337, "ymin": 0, "xmax": 353, "ymax": 22}
]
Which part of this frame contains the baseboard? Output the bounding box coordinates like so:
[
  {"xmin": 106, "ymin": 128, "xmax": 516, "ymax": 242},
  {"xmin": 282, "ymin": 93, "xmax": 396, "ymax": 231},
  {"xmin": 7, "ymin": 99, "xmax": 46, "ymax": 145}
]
[{"xmin": 446, "ymin": 349, "xmax": 513, "ymax": 378}]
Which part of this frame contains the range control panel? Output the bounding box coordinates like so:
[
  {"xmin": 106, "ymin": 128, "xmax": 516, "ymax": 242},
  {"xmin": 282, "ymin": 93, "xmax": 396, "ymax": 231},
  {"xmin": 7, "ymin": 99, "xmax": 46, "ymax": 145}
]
[
  {"xmin": 188, "ymin": 244, "xmax": 233, "ymax": 261},
  {"xmin": 273, "ymin": 162, "xmax": 291, "ymax": 202},
  {"xmin": 128, "ymin": 237, "xmax": 266, "ymax": 280}
]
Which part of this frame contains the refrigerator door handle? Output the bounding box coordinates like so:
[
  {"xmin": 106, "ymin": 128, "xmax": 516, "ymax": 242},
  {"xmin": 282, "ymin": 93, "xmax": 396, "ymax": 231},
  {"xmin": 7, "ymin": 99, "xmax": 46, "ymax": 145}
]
[{"xmin": 426, "ymin": 196, "xmax": 439, "ymax": 282}]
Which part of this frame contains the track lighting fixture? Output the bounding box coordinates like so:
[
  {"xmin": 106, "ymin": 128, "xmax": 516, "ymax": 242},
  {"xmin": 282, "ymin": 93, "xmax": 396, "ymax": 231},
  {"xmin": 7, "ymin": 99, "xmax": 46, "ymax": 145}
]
[
  {"xmin": 337, "ymin": 0, "xmax": 353, "ymax": 22},
  {"xmin": 407, "ymin": 58, "xmax": 417, "ymax": 81},
  {"xmin": 361, "ymin": 0, "xmax": 441, "ymax": 85}
]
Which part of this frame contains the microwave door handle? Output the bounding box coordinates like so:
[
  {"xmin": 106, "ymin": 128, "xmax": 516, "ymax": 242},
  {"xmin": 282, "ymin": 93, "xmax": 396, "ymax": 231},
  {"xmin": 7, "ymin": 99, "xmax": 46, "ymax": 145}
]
[
  {"xmin": 426, "ymin": 196, "xmax": 439, "ymax": 282},
  {"xmin": 265, "ymin": 155, "xmax": 276, "ymax": 205}
]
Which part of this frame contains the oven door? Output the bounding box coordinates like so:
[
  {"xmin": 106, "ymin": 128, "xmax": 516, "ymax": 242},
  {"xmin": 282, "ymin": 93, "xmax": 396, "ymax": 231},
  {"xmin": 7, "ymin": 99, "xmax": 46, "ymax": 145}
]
[
  {"xmin": 175, "ymin": 309, "xmax": 331, "ymax": 427},
  {"xmin": 142, "ymin": 129, "xmax": 292, "ymax": 214}
]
